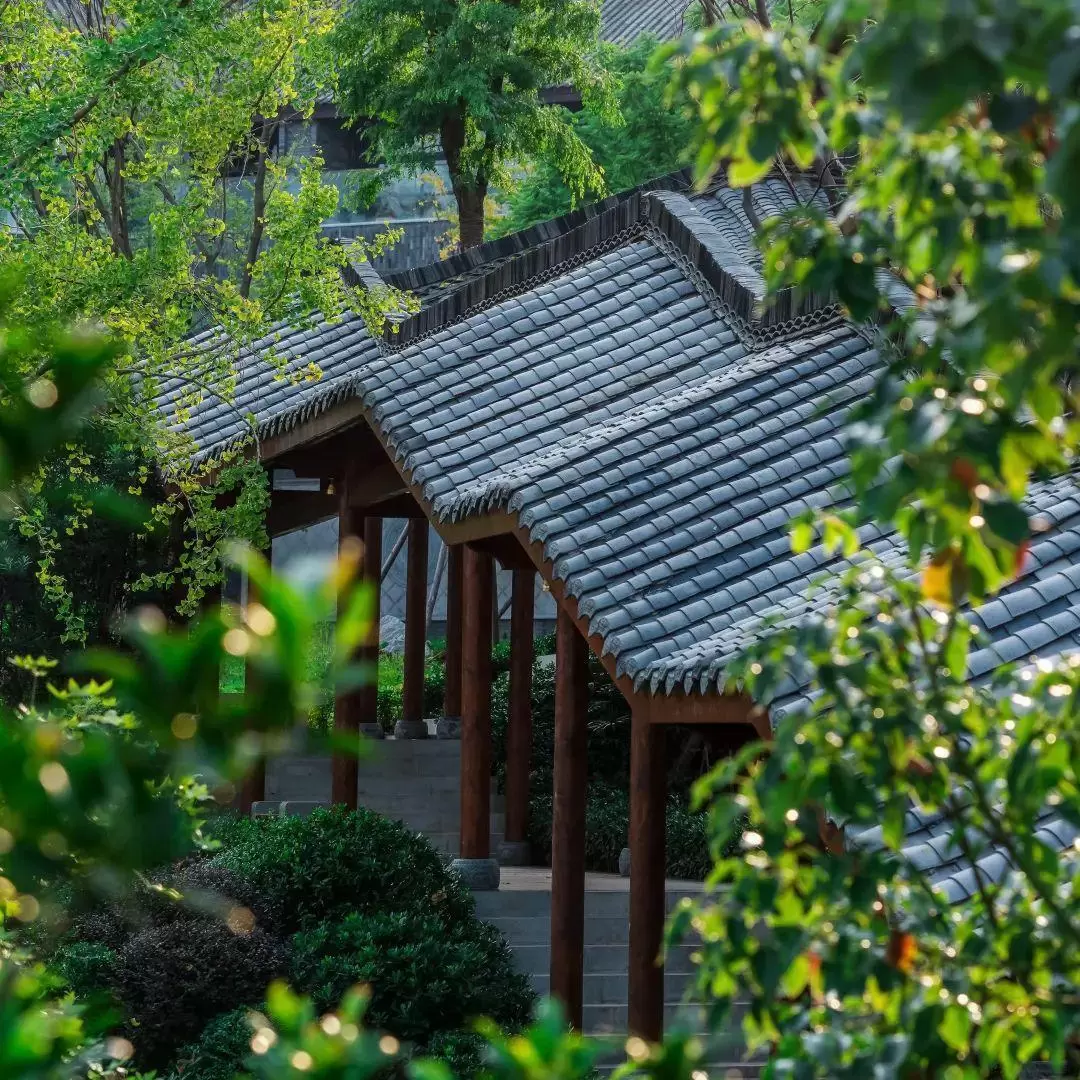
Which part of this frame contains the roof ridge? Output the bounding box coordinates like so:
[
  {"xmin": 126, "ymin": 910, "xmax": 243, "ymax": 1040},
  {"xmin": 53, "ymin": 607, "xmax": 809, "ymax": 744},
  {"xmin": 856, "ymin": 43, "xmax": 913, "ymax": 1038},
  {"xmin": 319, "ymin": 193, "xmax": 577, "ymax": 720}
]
[{"xmin": 379, "ymin": 168, "xmax": 694, "ymax": 294}]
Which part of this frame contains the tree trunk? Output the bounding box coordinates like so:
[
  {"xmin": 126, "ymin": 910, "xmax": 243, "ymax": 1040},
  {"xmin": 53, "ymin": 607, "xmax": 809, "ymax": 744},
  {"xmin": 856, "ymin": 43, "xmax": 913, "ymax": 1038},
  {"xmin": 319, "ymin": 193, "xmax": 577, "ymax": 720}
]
[
  {"xmin": 240, "ymin": 120, "xmax": 275, "ymax": 299},
  {"xmin": 440, "ymin": 103, "xmax": 487, "ymax": 251},
  {"xmin": 455, "ymin": 181, "xmax": 487, "ymax": 251}
]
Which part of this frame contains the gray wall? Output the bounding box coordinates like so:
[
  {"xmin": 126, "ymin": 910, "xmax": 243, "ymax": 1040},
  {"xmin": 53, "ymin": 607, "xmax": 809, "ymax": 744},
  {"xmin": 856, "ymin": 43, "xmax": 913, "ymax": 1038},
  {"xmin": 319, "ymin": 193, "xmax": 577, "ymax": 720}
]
[{"xmin": 272, "ymin": 517, "xmax": 558, "ymax": 637}]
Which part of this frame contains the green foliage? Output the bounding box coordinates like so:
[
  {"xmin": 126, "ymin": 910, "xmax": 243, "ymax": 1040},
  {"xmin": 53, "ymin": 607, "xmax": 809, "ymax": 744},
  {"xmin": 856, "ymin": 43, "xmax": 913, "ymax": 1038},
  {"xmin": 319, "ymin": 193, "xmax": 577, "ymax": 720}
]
[
  {"xmin": 665, "ymin": 1, "xmax": 1080, "ymax": 1075},
  {"xmin": 49, "ymin": 941, "xmax": 117, "ymax": 1001},
  {"xmin": 209, "ymin": 806, "xmax": 475, "ymax": 935},
  {"xmin": 497, "ymin": 38, "xmax": 694, "ymax": 235},
  {"xmin": 114, "ymin": 919, "xmax": 288, "ymax": 1068},
  {"xmin": 333, "ymin": 0, "xmax": 612, "ymax": 247},
  {"xmin": 169, "ymin": 1008, "xmax": 256, "ymax": 1080},
  {"xmin": 290, "ymin": 910, "xmax": 533, "ymax": 1067}
]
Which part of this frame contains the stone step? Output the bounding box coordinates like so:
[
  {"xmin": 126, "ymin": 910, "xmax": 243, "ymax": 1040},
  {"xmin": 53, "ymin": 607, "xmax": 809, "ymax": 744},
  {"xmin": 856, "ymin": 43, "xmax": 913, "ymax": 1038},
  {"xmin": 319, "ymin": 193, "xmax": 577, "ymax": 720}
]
[
  {"xmin": 369, "ymin": 810, "xmax": 506, "ymax": 836},
  {"xmin": 486, "ymin": 915, "xmax": 646, "ymax": 946},
  {"xmin": 473, "ymin": 889, "xmax": 698, "ymax": 920},
  {"xmin": 583, "ymin": 1002, "xmax": 744, "ymax": 1036},
  {"xmin": 355, "ymin": 777, "xmax": 496, "ymax": 797},
  {"xmin": 509, "ymin": 943, "xmax": 699, "ymax": 977},
  {"xmin": 527, "ymin": 971, "xmax": 698, "ymax": 1003}
]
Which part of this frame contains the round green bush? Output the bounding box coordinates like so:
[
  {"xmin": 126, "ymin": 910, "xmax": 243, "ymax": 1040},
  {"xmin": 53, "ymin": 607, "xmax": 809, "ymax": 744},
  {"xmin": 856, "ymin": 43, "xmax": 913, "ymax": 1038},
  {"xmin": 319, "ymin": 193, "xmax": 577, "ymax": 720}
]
[
  {"xmin": 114, "ymin": 919, "xmax": 287, "ymax": 1067},
  {"xmin": 54, "ymin": 807, "xmax": 533, "ymax": 1079},
  {"xmin": 168, "ymin": 1008, "xmax": 255, "ymax": 1080},
  {"xmin": 290, "ymin": 910, "xmax": 533, "ymax": 1047},
  {"xmin": 209, "ymin": 805, "xmax": 475, "ymax": 934}
]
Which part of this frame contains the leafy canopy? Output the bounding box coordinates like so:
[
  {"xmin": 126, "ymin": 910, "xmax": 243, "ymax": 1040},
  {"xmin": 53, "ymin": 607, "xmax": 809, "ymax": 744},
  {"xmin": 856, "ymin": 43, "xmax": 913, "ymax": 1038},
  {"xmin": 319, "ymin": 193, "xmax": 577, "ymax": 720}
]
[
  {"xmin": 497, "ymin": 36, "xmax": 695, "ymax": 236},
  {"xmin": 333, "ymin": 0, "xmax": 612, "ymax": 246}
]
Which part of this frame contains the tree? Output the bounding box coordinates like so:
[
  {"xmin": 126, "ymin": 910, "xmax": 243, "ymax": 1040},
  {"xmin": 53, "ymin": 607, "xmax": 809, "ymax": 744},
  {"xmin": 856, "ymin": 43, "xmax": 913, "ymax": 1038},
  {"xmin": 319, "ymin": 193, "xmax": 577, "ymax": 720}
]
[
  {"xmin": 665, "ymin": 1, "xmax": 1080, "ymax": 1076},
  {"xmin": 0, "ymin": 0, "xmax": 406, "ymax": 632},
  {"xmin": 332, "ymin": 0, "xmax": 612, "ymax": 250},
  {"xmin": 496, "ymin": 36, "xmax": 695, "ymax": 236}
]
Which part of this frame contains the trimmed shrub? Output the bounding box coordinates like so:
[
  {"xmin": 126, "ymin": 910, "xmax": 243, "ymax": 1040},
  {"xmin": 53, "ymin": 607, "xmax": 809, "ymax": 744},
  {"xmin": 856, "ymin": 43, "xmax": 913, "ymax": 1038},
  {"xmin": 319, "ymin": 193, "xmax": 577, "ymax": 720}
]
[
  {"xmin": 209, "ymin": 805, "xmax": 474, "ymax": 934},
  {"xmin": 113, "ymin": 920, "xmax": 287, "ymax": 1067},
  {"xmin": 50, "ymin": 940, "xmax": 117, "ymax": 999},
  {"xmin": 168, "ymin": 1008, "xmax": 255, "ymax": 1080},
  {"xmin": 290, "ymin": 910, "xmax": 533, "ymax": 1049}
]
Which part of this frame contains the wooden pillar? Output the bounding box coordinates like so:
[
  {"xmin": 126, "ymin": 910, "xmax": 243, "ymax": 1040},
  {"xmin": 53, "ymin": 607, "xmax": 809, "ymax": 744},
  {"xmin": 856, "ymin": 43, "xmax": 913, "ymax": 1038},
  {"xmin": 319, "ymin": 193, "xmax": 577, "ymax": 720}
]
[
  {"xmin": 395, "ymin": 519, "xmax": 429, "ymax": 739},
  {"xmin": 550, "ymin": 607, "xmax": 588, "ymax": 1029},
  {"xmin": 499, "ymin": 568, "xmax": 534, "ymax": 865},
  {"xmin": 628, "ymin": 704, "xmax": 666, "ymax": 1041},
  {"xmin": 332, "ymin": 500, "xmax": 366, "ymax": 807},
  {"xmin": 450, "ymin": 546, "xmax": 499, "ymax": 889},
  {"xmin": 356, "ymin": 516, "xmax": 384, "ymax": 739},
  {"xmin": 438, "ymin": 544, "xmax": 464, "ymax": 739}
]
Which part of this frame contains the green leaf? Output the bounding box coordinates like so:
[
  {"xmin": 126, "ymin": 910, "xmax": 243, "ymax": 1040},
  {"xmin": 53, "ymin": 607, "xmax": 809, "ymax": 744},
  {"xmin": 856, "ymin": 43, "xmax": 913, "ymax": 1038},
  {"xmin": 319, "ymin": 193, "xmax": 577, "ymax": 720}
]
[
  {"xmin": 728, "ymin": 155, "xmax": 774, "ymax": 188},
  {"xmin": 939, "ymin": 1005, "xmax": 972, "ymax": 1052},
  {"xmin": 982, "ymin": 500, "xmax": 1029, "ymax": 546}
]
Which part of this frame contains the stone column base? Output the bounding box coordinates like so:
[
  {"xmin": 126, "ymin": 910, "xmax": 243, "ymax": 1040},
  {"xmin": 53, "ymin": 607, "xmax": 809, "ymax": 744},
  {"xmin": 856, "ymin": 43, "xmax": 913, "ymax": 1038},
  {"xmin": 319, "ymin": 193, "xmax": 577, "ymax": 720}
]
[
  {"xmin": 393, "ymin": 719, "xmax": 429, "ymax": 740},
  {"xmin": 497, "ymin": 840, "xmax": 530, "ymax": 866},
  {"xmin": 450, "ymin": 857, "xmax": 500, "ymax": 891},
  {"xmin": 358, "ymin": 722, "xmax": 385, "ymax": 740},
  {"xmin": 436, "ymin": 715, "xmax": 462, "ymax": 740}
]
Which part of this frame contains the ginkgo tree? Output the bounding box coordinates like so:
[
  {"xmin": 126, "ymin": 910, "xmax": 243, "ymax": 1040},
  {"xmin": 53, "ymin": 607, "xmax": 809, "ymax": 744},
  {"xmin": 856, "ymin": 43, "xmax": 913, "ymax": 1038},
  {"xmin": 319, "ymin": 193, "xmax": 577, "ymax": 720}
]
[{"xmin": 0, "ymin": 0, "xmax": 407, "ymax": 639}]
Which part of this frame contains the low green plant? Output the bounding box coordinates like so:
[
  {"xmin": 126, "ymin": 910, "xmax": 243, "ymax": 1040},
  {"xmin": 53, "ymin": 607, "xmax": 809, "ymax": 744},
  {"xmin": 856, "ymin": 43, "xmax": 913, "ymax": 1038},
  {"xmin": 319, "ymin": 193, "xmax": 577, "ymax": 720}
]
[
  {"xmin": 290, "ymin": 910, "xmax": 533, "ymax": 1072},
  {"xmin": 209, "ymin": 806, "xmax": 475, "ymax": 934}
]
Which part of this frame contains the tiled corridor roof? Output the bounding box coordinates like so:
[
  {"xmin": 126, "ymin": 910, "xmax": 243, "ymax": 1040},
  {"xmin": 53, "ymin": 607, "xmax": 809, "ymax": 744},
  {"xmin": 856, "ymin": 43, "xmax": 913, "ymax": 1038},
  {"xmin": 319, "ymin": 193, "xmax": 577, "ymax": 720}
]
[
  {"xmin": 155, "ymin": 170, "xmax": 1080, "ymax": 897},
  {"xmin": 156, "ymin": 173, "xmax": 1080, "ymax": 699}
]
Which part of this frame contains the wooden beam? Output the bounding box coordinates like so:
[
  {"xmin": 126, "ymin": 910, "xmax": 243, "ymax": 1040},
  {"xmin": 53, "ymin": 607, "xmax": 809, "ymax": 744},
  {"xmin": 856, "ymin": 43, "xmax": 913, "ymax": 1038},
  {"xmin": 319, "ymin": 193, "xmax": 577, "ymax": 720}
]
[
  {"xmin": 459, "ymin": 546, "xmax": 494, "ymax": 861},
  {"xmin": 343, "ymin": 459, "xmax": 407, "ymax": 507},
  {"xmin": 501, "ymin": 567, "xmax": 535, "ymax": 864},
  {"xmin": 365, "ymin": 492, "xmax": 427, "ymax": 518},
  {"xmin": 395, "ymin": 519, "xmax": 429, "ymax": 739},
  {"xmin": 268, "ymin": 490, "xmax": 337, "ymax": 536},
  {"xmin": 628, "ymin": 703, "xmax": 666, "ymax": 1041},
  {"xmin": 470, "ymin": 532, "xmax": 536, "ymax": 570},
  {"xmin": 550, "ymin": 607, "xmax": 588, "ymax": 1029},
  {"xmin": 260, "ymin": 399, "xmax": 367, "ymax": 462}
]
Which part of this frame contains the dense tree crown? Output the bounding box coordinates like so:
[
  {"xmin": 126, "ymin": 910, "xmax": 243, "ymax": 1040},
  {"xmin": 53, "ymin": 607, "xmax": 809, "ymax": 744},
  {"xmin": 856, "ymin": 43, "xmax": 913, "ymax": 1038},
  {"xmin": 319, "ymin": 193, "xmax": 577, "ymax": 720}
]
[
  {"xmin": 496, "ymin": 37, "xmax": 695, "ymax": 236},
  {"xmin": 333, "ymin": 0, "xmax": 612, "ymax": 249}
]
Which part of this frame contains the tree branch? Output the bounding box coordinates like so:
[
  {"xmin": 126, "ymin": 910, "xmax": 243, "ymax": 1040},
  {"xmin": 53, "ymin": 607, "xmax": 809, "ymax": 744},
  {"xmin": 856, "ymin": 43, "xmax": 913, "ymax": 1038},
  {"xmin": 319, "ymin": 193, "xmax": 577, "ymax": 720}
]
[{"xmin": 239, "ymin": 119, "xmax": 276, "ymax": 299}]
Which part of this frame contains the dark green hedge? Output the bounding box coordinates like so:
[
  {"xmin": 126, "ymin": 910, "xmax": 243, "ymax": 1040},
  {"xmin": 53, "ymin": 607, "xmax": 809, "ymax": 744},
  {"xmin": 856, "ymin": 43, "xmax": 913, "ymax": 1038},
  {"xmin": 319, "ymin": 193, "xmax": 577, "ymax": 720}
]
[{"xmin": 50, "ymin": 807, "xmax": 534, "ymax": 1078}]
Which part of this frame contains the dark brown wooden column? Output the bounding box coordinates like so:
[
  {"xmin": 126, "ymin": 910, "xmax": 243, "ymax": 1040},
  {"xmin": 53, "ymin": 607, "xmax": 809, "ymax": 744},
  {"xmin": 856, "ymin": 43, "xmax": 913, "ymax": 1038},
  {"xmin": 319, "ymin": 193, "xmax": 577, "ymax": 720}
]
[
  {"xmin": 499, "ymin": 568, "xmax": 535, "ymax": 865},
  {"xmin": 437, "ymin": 543, "xmax": 464, "ymax": 739},
  {"xmin": 550, "ymin": 607, "xmax": 588, "ymax": 1029},
  {"xmin": 356, "ymin": 515, "xmax": 384, "ymax": 739},
  {"xmin": 628, "ymin": 704, "xmax": 666, "ymax": 1041},
  {"xmin": 450, "ymin": 546, "xmax": 499, "ymax": 889},
  {"xmin": 332, "ymin": 500, "xmax": 366, "ymax": 807},
  {"xmin": 395, "ymin": 519, "xmax": 429, "ymax": 739}
]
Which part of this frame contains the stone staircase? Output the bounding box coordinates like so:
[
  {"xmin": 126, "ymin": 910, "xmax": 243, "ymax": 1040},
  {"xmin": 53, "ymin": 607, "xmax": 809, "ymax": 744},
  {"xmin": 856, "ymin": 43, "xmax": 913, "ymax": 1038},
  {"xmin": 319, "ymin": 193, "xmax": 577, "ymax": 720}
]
[
  {"xmin": 475, "ymin": 882, "xmax": 760, "ymax": 1076},
  {"xmin": 263, "ymin": 740, "xmax": 504, "ymax": 860},
  {"xmin": 261, "ymin": 741, "xmax": 760, "ymax": 1075}
]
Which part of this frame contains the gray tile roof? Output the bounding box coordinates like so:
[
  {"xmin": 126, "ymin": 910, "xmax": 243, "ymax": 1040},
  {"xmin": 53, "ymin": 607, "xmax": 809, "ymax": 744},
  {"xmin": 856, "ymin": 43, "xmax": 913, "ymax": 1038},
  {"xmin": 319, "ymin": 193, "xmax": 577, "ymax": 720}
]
[
  {"xmin": 156, "ymin": 170, "xmax": 1080, "ymax": 895},
  {"xmin": 600, "ymin": 0, "xmax": 686, "ymax": 43}
]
